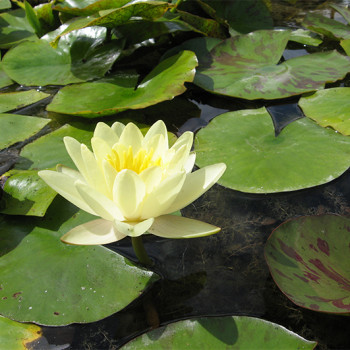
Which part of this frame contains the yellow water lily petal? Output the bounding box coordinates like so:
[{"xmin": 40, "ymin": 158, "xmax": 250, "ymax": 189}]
[
  {"xmin": 139, "ymin": 166, "xmax": 162, "ymax": 193},
  {"xmin": 184, "ymin": 152, "xmax": 196, "ymax": 173},
  {"xmin": 149, "ymin": 215, "xmax": 221, "ymax": 238},
  {"xmin": 170, "ymin": 131, "xmax": 193, "ymax": 153},
  {"xmin": 76, "ymin": 181, "xmax": 124, "ymax": 221},
  {"xmin": 38, "ymin": 170, "xmax": 97, "ymax": 215},
  {"xmin": 143, "ymin": 134, "xmax": 166, "ymax": 159},
  {"xmin": 164, "ymin": 163, "xmax": 226, "ymax": 214},
  {"xmin": 94, "ymin": 122, "xmax": 119, "ymax": 148},
  {"xmin": 167, "ymin": 144, "xmax": 191, "ymax": 172},
  {"xmin": 91, "ymin": 136, "xmax": 111, "ymax": 166},
  {"xmin": 56, "ymin": 164, "xmax": 84, "ymax": 182},
  {"xmin": 63, "ymin": 137, "xmax": 88, "ymax": 180},
  {"xmin": 111, "ymin": 121, "xmax": 125, "ymax": 137},
  {"xmin": 140, "ymin": 171, "xmax": 186, "ymax": 219},
  {"xmin": 119, "ymin": 122, "xmax": 143, "ymax": 153},
  {"xmin": 143, "ymin": 120, "xmax": 168, "ymax": 149},
  {"xmin": 102, "ymin": 159, "xmax": 118, "ymax": 193},
  {"xmin": 113, "ymin": 169, "xmax": 146, "ymax": 219},
  {"xmin": 61, "ymin": 219, "xmax": 126, "ymax": 245},
  {"xmin": 114, "ymin": 218, "xmax": 154, "ymax": 237},
  {"xmin": 81, "ymin": 144, "xmax": 109, "ymax": 196}
]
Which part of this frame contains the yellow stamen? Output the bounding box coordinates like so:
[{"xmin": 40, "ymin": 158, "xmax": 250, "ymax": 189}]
[{"xmin": 106, "ymin": 145, "xmax": 162, "ymax": 174}]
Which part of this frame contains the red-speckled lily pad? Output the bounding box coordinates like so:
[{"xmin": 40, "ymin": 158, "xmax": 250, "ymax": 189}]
[
  {"xmin": 193, "ymin": 29, "xmax": 350, "ymax": 100},
  {"xmin": 265, "ymin": 214, "xmax": 350, "ymax": 314}
]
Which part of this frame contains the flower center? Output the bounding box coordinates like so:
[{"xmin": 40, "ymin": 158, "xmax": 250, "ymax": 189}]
[{"xmin": 106, "ymin": 145, "xmax": 162, "ymax": 174}]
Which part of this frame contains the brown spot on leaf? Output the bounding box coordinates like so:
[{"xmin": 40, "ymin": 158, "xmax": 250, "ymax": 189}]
[
  {"xmin": 309, "ymin": 304, "xmax": 320, "ymax": 310},
  {"xmin": 317, "ymin": 238, "xmax": 330, "ymax": 256},
  {"xmin": 54, "ymin": 312, "xmax": 60, "ymax": 315},
  {"xmin": 13, "ymin": 292, "xmax": 22, "ymax": 299},
  {"xmin": 293, "ymin": 273, "xmax": 309, "ymax": 283},
  {"xmin": 278, "ymin": 239, "xmax": 303, "ymax": 262}
]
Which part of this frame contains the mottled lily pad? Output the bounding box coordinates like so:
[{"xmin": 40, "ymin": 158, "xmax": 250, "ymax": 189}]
[
  {"xmin": 194, "ymin": 108, "xmax": 350, "ymax": 193},
  {"xmin": 0, "ymin": 114, "xmax": 50, "ymax": 150},
  {"xmin": 47, "ymin": 50, "xmax": 197, "ymax": 117},
  {"xmin": 299, "ymin": 87, "xmax": 350, "ymax": 135},
  {"xmin": 0, "ymin": 169, "xmax": 57, "ymax": 217},
  {"xmin": 0, "ymin": 315, "xmax": 42, "ymax": 350},
  {"xmin": 2, "ymin": 27, "xmax": 120, "ymax": 86},
  {"xmin": 123, "ymin": 316, "xmax": 316, "ymax": 349},
  {"xmin": 0, "ymin": 63, "xmax": 13, "ymax": 88},
  {"xmin": 193, "ymin": 30, "xmax": 350, "ymax": 100},
  {"xmin": 0, "ymin": 90, "xmax": 50, "ymax": 113},
  {"xmin": 265, "ymin": 214, "xmax": 350, "ymax": 314},
  {"xmin": 0, "ymin": 197, "xmax": 158, "ymax": 326}
]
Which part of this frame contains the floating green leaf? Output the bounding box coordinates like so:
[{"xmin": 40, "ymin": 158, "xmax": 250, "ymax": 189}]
[
  {"xmin": 303, "ymin": 12, "xmax": 350, "ymax": 41},
  {"xmin": 123, "ymin": 316, "xmax": 316, "ymax": 349},
  {"xmin": 289, "ymin": 29, "xmax": 322, "ymax": 46},
  {"xmin": 265, "ymin": 214, "xmax": 350, "ymax": 314},
  {"xmin": 0, "ymin": 197, "xmax": 158, "ymax": 326},
  {"xmin": 0, "ymin": 169, "xmax": 56, "ymax": 217},
  {"xmin": 0, "ymin": 0, "xmax": 11, "ymax": 10},
  {"xmin": 2, "ymin": 27, "xmax": 121, "ymax": 86},
  {"xmin": 299, "ymin": 87, "xmax": 350, "ymax": 135},
  {"xmin": 47, "ymin": 50, "xmax": 198, "ymax": 117},
  {"xmin": 0, "ymin": 9, "xmax": 37, "ymax": 49},
  {"xmin": 193, "ymin": 30, "xmax": 350, "ymax": 100},
  {"xmin": 0, "ymin": 315, "xmax": 42, "ymax": 350},
  {"xmin": 0, "ymin": 63, "xmax": 13, "ymax": 88},
  {"xmin": 194, "ymin": 108, "xmax": 350, "ymax": 193},
  {"xmin": 14, "ymin": 123, "xmax": 95, "ymax": 170},
  {"xmin": 0, "ymin": 114, "xmax": 50, "ymax": 150},
  {"xmin": 0, "ymin": 90, "xmax": 50, "ymax": 113}
]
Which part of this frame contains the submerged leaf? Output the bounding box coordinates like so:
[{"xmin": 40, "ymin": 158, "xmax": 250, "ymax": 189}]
[{"xmin": 265, "ymin": 214, "xmax": 350, "ymax": 314}]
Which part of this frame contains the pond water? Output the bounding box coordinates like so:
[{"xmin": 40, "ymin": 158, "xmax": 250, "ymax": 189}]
[{"xmin": 1, "ymin": 0, "xmax": 350, "ymax": 349}]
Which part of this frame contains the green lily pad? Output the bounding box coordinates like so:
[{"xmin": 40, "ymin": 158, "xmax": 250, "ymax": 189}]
[
  {"xmin": 0, "ymin": 0, "xmax": 11, "ymax": 10},
  {"xmin": 289, "ymin": 29, "xmax": 322, "ymax": 46},
  {"xmin": 123, "ymin": 316, "xmax": 316, "ymax": 349},
  {"xmin": 299, "ymin": 87, "xmax": 350, "ymax": 136},
  {"xmin": 193, "ymin": 30, "xmax": 350, "ymax": 100},
  {"xmin": 303, "ymin": 12, "xmax": 350, "ymax": 41},
  {"xmin": 194, "ymin": 108, "xmax": 350, "ymax": 193},
  {"xmin": 0, "ymin": 169, "xmax": 56, "ymax": 217},
  {"xmin": 14, "ymin": 123, "xmax": 95, "ymax": 170},
  {"xmin": 47, "ymin": 50, "xmax": 197, "ymax": 117},
  {"xmin": 0, "ymin": 114, "xmax": 50, "ymax": 150},
  {"xmin": 0, "ymin": 63, "xmax": 13, "ymax": 88},
  {"xmin": 0, "ymin": 315, "xmax": 42, "ymax": 350},
  {"xmin": 2, "ymin": 27, "xmax": 121, "ymax": 86},
  {"xmin": 0, "ymin": 197, "xmax": 158, "ymax": 326},
  {"xmin": 0, "ymin": 90, "xmax": 50, "ymax": 113},
  {"xmin": 0, "ymin": 9, "xmax": 37, "ymax": 49},
  {"xmin": 52, "ymin": 1, "xmax": 170, "ymax": 43},
  {"xmin": 265, "ymin": 214, "xmax": 350, "ymax": 314}
]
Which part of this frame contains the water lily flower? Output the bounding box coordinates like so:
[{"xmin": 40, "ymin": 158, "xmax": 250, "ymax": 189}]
[{"xmin": 39, "ymin": 120, "xmax": 226, "ymax": 247}]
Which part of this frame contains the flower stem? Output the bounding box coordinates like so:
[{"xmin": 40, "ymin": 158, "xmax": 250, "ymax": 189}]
[
  {"xmin": 131, "ymin": 236, "xmax": 153, "ymax": 266},
  {"xmin": 170, "ymin": 0, "xmax": 183, "ymax": 13}
]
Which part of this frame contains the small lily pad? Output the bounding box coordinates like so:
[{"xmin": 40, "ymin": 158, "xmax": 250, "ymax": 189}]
[
  {"xmin": 0, "ymin": 197, "xmax": 159, "ymax": 326},
  {"xmin": 0, "ymin": 169, "xmax": 57, "ymax": 217},
  {"xmin": 123, "ymin": 316, "xmax": 316, "ymax": 349},
  {"xmin": 47, "ymin": 50, "xmax": 197, "ymax": 117},
  {"xmin": 0, "ymin": 114, "xmax": 50, "ymax": 150},
  {"xmin": 0, "ymin": 315, "xmax": 42, "ymax": 350},
  {"xmin": 265, "ymin": 214, "xmax": 350, "ymax": 314},
  {"xmin": 299, "ymin": 87, "xmax": 350, "ymax": 135},
  {"xmin": 0, "ymin": 90, "xmax": 50, "ymax": 113},
  {"xmin": 193, "ymin": 30, "xmax": 350, "ymax": 100},
  {"xmin": 194, "ymin": 108, "xmax": 350, "ymax": 193}
]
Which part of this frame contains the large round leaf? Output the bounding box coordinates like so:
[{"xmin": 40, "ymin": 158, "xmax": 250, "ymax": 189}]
[
  {"xmin": 47, "ymin": 51, "xmax": 197, "ymax": 117},
  {"xmin": 265, "ymin": 214, "xmax": 350, "ymax": 314},
  {"xmin": 0, "ymin": 63, "xmax": 13, "ymax": 88},
  {"xmin": 193, "ymin": 30, "xmax": 350, "ymax": 100},
  {"xmin": 0, "ymin": 198, "xmax": 158, "ymax": 326},
  {"xmin": 0, "ymin": 316, "xmax": 42, "ymax": 350},
  {"xmin": 194, "ymin": 108, "xmax": 350, "ymax": 193},
  {"xmin": 299, "ymin": 87, "xmax": 350, "ymax": 136},
  {"xmin": 0, "ymin": 90, "xmax": 50, "ymax": 113},
  {"xmin": 0, "ymin": 114, "xmax": 50, "ymax": 150},
  {"xmin": 123, "ymin": 316, "xmax": 316, "ymax": 349},
  {"xmin": 2, "ymin": 27, "xmax": 120, "ymax": 86}
]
